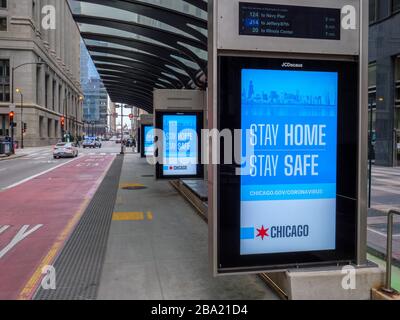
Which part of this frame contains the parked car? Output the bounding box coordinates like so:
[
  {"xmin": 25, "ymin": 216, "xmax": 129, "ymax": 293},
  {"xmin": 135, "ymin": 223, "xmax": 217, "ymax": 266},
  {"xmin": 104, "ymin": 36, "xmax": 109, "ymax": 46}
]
[
  {"xmin": 53, "ymin": 143, "xmax": 79, "ymax": 159},
  {"xmin": 82, "ymin": 140, "xmax": 96, "ymax": 149}
]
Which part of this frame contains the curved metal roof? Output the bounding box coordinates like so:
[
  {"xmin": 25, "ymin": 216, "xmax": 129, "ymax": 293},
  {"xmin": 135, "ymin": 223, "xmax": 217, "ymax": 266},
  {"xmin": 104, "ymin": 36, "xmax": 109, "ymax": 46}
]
[{"xmin": 71, "ymin": 0, "xmax": 208, "ymax": 113}]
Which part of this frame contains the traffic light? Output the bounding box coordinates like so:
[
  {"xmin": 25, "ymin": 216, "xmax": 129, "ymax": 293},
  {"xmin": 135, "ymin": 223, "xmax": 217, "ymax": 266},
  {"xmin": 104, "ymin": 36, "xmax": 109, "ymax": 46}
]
[
  {"xmin": 61, "ymin": 116, "xmax": 65, "ymax": 128},
  {"xmin": 9, "ymin": 111, "xmax": 15, "ymax": 127},
  {"xmin": 23, "ymin": 122, "xmax": 27, "ymax": 133}
]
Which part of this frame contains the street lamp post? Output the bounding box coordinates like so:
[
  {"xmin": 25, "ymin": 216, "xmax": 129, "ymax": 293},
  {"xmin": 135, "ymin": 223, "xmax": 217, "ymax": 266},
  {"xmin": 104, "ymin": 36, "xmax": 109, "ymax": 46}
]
[
  {"xmin": 16, "ymin": 88, "xmax": 24, "ymax": 149},
  {"xmin": 120, "ymin": 105, "xmax": 125, "ymax": 155},
  {"xmin": 63, "ymin": 98, "xmax": 67, "ymax": 142}
]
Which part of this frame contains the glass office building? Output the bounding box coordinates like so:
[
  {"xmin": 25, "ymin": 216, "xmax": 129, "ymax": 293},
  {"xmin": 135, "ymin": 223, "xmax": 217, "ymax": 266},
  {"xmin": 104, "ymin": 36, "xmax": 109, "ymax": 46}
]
[{"xmin": 369, "ymin": 0, "xmax": 400, "ymax": 166}]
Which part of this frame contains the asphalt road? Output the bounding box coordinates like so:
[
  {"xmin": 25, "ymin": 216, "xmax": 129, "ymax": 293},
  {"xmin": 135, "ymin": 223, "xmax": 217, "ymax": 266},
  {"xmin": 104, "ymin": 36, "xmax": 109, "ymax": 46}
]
[{"xmin": 0, "ymin": 141, "xmax": 122, "ymax": 190}]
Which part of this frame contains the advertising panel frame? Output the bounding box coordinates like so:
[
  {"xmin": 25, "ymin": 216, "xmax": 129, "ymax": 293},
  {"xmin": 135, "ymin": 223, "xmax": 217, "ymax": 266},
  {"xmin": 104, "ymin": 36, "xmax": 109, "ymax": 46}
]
[
  {"xmin": 208, "ymin": 0, "xmax": 369, "ymax": 276},
  {"xmin": 141, "ymin": 124, "xmax": 155, "ymax": 158},
  {"xmin": 155, "ymin": 110, "xmax": 204, "ymax": 180}
]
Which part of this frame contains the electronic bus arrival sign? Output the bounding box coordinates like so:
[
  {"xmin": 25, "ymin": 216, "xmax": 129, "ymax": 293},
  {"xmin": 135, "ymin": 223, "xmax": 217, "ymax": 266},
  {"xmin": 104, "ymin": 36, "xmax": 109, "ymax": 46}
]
[
  {"xmin": 239, "ymin": 3, "xmax": 341, "ymax": 40},
  {"xmin": 208, "ymin": 0, "xmax": 368, "ymax": 275}
]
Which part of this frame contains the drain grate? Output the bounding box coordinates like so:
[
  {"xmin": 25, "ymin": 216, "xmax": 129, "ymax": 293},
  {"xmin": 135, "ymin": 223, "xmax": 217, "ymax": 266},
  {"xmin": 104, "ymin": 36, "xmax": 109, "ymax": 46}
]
[
  {"xmin": 122, "ymin": 186, "xmax": 147, "ymax": 191},
  {"xmin": 34, "ymin": 155, "xmax": 123, "ymax": 300},
  {"xmin": 142, "ymin": 174, "xmax": 155, "ymax": 178}
]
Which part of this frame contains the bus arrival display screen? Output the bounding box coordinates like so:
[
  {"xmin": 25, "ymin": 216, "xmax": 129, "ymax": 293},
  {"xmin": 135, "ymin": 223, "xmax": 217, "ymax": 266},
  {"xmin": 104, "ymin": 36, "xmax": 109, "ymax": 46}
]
[
  {"xmin": 156, "ymin": 112, "xmax": 203, "ymax": 179},
  {"xmin": 218, "ymin": 56, "xmax": 358, "ymax": 272},
  {"xmin": 239, "ymin": 2, "xmax": 341, "ymax": 40},
  {"xmin": 241, "ymin": 69, "xmax": 338, "ymax": 255}
]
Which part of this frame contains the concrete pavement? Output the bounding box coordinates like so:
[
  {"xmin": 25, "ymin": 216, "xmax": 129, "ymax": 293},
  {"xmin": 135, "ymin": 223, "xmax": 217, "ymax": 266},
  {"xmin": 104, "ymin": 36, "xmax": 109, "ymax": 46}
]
[{"xmin": 97, "ymin": 153, "xmax": 279, "ymax": 300}]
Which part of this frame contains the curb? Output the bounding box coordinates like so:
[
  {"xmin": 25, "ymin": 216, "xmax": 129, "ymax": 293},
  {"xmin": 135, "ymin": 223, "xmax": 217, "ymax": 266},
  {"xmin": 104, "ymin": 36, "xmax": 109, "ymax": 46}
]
[
  {"xmin": 0, "ymin": 154, "xmax": 27, "ymax": 161},
  {"xmin": 368, "ymin": 246, "xmax": 400, "ymax": 269}
]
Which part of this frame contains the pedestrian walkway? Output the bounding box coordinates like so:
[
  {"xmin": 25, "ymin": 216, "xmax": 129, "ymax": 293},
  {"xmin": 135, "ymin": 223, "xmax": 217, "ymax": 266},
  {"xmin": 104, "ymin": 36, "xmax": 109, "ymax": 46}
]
[{"xmin": 97, "ymin": 154, "xmax": 278, "ymax": 300}]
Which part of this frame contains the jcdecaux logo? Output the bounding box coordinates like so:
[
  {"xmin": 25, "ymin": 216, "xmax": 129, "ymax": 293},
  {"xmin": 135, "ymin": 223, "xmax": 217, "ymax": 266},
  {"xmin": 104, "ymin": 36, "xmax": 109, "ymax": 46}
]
[{"xmin": 241, "ymin": 224, "xmax": 310, "ymax": 240}]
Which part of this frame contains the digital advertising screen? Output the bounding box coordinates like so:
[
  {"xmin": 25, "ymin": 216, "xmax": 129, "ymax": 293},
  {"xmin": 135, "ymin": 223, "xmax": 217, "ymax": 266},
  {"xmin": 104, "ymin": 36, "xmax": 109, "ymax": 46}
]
[
  {"xmin": 240, "ymin": 69, "xmax": 338, "ymax": 256},
  {"xmin": 155, "ymin": 112, "xmax": 203, "ymax": 179},
  {"xmin": 144, "ymin": 125, "xmax": 155, "ymax": 157},
  {"xmin": 217, "ymin": 56, "xmax": 359, "ymax": 273},
  {"xmin": 163, "ymin": 114, "xmax": 198, "ymax": 176}
]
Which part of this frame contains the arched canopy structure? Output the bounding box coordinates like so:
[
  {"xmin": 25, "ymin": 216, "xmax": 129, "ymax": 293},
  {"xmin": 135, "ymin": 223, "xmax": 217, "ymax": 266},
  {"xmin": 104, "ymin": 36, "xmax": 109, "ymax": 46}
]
[{"xmin": 71, "ymin": 0, "xmax": 208, "ymax": 113}]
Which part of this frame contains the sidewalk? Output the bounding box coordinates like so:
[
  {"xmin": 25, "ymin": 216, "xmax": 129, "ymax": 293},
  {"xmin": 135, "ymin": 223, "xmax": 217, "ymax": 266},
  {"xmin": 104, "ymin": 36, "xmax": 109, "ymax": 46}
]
[{"xmin": 97, "ymin": 154, "xmax": 278, "ymax": 300}]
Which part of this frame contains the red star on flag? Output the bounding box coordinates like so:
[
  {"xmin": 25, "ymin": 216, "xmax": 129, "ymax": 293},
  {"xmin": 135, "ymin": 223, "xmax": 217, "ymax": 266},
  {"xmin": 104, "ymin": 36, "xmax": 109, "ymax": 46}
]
[{"xmin": 256, "ymin": 226, "xmax": 269, "ymax": 240}]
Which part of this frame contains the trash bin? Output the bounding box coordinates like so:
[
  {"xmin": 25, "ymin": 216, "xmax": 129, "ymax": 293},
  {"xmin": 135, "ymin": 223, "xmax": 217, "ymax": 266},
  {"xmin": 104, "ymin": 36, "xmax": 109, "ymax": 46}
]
[{"xmin": 0, "ymin": 142, "xmax": 12, "ymax": 156}]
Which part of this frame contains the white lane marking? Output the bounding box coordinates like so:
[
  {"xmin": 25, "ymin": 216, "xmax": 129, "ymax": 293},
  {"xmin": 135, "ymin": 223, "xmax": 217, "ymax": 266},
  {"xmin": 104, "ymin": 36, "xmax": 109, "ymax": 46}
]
[
  {"xmin": 0, "ymin": 225, "xmax": 10, "ymax": 235},
  {"xmin": 0, "ymin": 225, "xmax": 44, "ymax": 259},
  {"xmin": 1, "ymin": 156, "xmax": 84, "ymax": 191}
]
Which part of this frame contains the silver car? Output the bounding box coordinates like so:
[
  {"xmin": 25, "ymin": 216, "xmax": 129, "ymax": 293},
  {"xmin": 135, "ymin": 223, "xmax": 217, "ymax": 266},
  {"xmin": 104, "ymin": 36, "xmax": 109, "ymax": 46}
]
[{"xmin": 53, "ymin": 142, "xmax": 79, "ymax": 159}]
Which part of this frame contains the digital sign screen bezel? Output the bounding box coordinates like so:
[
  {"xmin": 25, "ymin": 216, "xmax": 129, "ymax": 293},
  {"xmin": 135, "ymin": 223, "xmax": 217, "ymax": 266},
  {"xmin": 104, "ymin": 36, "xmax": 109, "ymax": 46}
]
[
  {"xmin": 140, "ymin": 124, "xmax": 154, "ymax": 158},
  {"xmin": 239, "ymin": 2, "xmax": 341, "ymax": 40},
  {"xmin": 155, "ymin": 111, "xmax": 204, "ymax": 180},
  {"xmin": 217, "ymin": 56, "xmax": 359, "ymax": 273}
]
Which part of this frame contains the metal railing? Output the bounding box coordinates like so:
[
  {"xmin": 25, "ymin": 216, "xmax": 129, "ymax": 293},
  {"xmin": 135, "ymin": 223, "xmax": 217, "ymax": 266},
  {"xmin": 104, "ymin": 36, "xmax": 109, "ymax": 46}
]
[{"xmin": 383, "ymin": 209, "xmax": 400, "ymax": 294}]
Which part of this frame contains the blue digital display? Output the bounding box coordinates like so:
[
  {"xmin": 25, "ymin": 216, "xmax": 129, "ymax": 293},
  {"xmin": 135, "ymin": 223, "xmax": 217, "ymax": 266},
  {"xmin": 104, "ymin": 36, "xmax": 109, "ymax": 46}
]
[
  {"xmin": 163, "ymin": 115, "xmax": 198, "ymax": 176},
  {"xmin": 240, "ymin": 69, "xmax": 338, "ymax": 255},
  {"xmin": 144, "ymin": 126, "xmax": 155, "ymax": 157}
]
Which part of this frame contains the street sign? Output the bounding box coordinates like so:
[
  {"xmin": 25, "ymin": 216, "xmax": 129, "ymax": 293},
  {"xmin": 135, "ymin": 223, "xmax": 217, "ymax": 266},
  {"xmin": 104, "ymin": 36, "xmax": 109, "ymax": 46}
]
[{"xmin": 129, "ymin": 114, "xmax": 134, "ymax": 120}]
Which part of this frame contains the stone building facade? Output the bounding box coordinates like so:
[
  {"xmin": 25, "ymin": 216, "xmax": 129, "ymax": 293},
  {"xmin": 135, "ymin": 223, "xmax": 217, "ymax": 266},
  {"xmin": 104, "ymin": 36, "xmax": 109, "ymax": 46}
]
[{"xmin": 0, "ymin": 0, "xmax": 82, "ymax": 147}]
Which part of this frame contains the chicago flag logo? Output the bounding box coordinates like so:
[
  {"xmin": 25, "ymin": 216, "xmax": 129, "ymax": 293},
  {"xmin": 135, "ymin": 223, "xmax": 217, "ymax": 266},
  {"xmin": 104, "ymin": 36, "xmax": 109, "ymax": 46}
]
[{"xmin": 256, "ymin": 225, "xmax": 269, "ymax": 240}]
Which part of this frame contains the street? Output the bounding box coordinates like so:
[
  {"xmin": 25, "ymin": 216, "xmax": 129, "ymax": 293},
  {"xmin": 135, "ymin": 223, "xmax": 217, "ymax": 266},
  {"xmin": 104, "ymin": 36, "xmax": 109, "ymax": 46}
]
[
  {"xmin": 0, "ymin": 142, "xmax": 122, "ymax": 190},
  {"xmin": 0, "ymin": 142, "xmax": 124, "ymax": 300},
  {"xmin": 368, "ymin": 166, "xmax": 400, "ymax": 264}
]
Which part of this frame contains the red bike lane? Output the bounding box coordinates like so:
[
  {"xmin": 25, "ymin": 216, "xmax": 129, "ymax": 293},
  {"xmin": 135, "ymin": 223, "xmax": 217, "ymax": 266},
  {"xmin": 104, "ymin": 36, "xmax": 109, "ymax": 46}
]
[{"xmin": 0, "ymin": 154, "xmax": 115, "ymax": 300}]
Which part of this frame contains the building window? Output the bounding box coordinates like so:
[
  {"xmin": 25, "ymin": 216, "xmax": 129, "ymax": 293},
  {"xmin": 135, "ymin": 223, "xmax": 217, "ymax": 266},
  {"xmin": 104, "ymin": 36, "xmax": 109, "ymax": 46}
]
[
  {"xmin": 48, "ymin": 119, "xmax": 52, "ymax": 138},
  {"xmin": 0, "ymin": 16, "xmax": 6, "ymax": 31},
  {"xmin": 370, "ymin": 0, "xmax": 379, "ymax": 23},
  {"xmin": 396, "ymin": 57, "xmax": 400, "ymax": 104},
  {"xmin": 55, "ymin": 120, "xmax": 59, "ymax": 138},
  {"xmin": 0, "ymin": 0, "xmax": 7, "ymax": 9},
  {"xmin": 395, "ymin": 57, "xmax": 400, "ymax": 165},
  {"xmin": 52, "ymin": 80, "xmax": 56, "ymax": 110},
  {"xmin": 368, "ymin": 63, "xmax": 377, "ymax": 145},
  {"xmin": 39, "ymin": 116, "xmax": 44, "ymax": 138},
  {"xmin": 45, "ymin": 75, "xmax": 49, "ymax": 108},
  {"xmin": 369, "ymin": 63, "xmax": 377, "ymax": 88},
  {"xmin": 0, "ymin": 59, "xmax": 10, "ymax": 102},
  {"xmin": 393, "ymin": 0, "xmax": 400, "ymax": 13}
]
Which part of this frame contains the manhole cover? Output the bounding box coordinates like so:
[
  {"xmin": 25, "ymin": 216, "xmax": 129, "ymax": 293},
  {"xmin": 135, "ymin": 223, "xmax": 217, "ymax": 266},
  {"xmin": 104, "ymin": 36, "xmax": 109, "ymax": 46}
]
[{"xmin": 122, "ymin": 186, "xmax": 147, "ymax": 191}]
